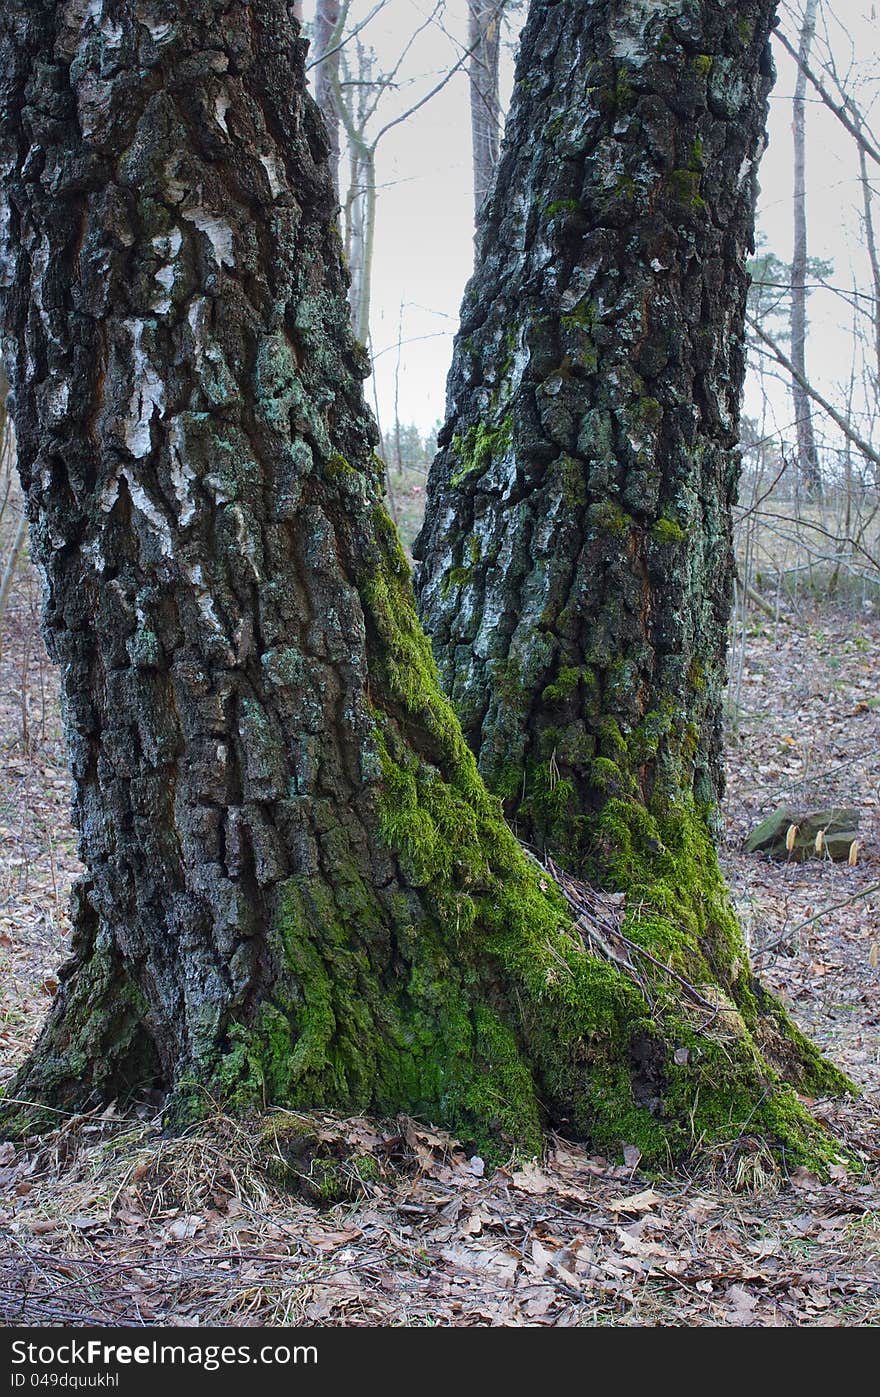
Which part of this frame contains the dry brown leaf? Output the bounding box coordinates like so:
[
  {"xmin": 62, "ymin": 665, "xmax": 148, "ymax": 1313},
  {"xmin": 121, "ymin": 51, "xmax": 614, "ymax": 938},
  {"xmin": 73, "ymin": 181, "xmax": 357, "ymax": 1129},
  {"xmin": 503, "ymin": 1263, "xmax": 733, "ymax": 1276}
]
[
  {"xmin": 725, "ymin": 1284, "xmax": 758, "ymax": 1325},
  {"xmin": 608, "ymin": 1188, "xmax": 663, "ymax": 1214},
  {"xmin": 511, "ymin": 1161, "xmax": 554, "ymax": 1195}
]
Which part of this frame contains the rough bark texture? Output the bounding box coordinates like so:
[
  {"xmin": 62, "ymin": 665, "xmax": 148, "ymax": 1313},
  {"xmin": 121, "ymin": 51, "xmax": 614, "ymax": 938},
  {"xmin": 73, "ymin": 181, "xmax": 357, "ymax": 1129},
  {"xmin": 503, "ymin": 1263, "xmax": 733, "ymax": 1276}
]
[
  {"xmin": 412, "ymin": 0, "xmax": 851, "ymax": 1135},
  {"xmin": 0, "ymin": 0, "xmax": 846, "ymax": 1166},
  {"xmin": 790, "ymin": 0, "xmax": 822, "ymax": 497},
  {"xmin": 416, "ymin": 0, "xmax": 776, "ymax": 865},
  {"xmin": 469, "ymin": 0, "xmax": 503, "ymax": 221}
]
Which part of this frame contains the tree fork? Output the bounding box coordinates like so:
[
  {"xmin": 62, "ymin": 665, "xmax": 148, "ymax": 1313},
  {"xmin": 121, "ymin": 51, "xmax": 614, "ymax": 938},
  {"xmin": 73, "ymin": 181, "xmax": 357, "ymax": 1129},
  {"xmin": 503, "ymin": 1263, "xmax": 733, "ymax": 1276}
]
[{"xmin": 0, "ymin": 0, "xmax": 849, "ymax": 1168}]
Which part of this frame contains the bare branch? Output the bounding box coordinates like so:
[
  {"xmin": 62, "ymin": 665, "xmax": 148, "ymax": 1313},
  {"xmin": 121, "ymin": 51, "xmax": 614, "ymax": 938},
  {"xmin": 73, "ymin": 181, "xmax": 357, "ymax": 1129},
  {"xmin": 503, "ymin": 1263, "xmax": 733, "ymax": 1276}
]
[
  {"xmin": 773, "ymin": 26, "xmax": 880, "ymax": 168},
  {"xmin": 746, "ymin": 314, "xmax": 880, "ymax": 471}
]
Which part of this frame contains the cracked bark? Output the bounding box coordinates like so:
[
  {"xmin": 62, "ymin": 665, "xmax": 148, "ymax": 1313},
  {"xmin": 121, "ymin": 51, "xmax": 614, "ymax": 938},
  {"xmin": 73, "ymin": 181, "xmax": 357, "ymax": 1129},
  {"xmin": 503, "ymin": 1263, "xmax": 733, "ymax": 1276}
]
[{"xmin": 416, "ymin": 0, "xmax": 778, "ymax": 868}]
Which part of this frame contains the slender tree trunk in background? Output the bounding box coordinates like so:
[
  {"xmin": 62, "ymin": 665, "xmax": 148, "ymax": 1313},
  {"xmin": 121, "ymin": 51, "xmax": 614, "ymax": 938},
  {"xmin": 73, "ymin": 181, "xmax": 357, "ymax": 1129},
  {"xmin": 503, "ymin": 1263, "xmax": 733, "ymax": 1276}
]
[
  {"xmin": 0, "ymin": 510, "xmax": 27, "ymax": 636},
  {"xmin": 857, "ymin": 138, "xmax": 880, "ymax": 383},
  {"xmin": 0, "ymin": 0, "xmax": 845, "ymax": 1165},
  {"xmin": 790, "ymin": 0, "xmax": 822, "ymax": 496},
  {"xmin": 413, "ymin": 0, "xmax": 848, "ymax": 1116},
  {"xmin": 469, "ymin": 0, "xmax": 504, "ymax": 223},
  {"xmin": 332, "ymin": 49, "xmax": 374, "ymax": 344},
  {"xmin": 340, "ymin": 138, "xmax": 375, "ymax": 345},
  {"xmin": 314, "ymin": 0, "xmax": 343, "ymax": 201}
]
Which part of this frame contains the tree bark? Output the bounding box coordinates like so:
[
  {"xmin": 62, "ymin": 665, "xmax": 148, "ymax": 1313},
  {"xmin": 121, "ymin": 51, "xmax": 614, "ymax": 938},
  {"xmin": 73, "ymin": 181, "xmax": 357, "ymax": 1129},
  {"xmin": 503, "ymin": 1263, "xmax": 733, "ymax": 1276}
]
[
  {"xmin": 0, "ymin": 0, "xmax": 846, "ymax": 1167},
  {"xmin": 417, "ymin": 0, "xmax": 779, "ymax": 862},
  {"xmin": 790, "ymin": 0, "xmax": 822, "ymax": 497},
  {"xmin": 413, "ymin": 0, "xmax": 848, "ymax": 1126},
  {"xmin": 469, "ymin": 0, "xmax": 504, "ymax": 222}
]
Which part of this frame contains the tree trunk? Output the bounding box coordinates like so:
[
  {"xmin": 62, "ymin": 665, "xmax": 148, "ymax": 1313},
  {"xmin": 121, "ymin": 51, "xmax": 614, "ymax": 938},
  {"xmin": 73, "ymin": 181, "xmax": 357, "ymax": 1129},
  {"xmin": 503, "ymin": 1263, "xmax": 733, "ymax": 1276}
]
[
  {"xmin": 856, "ymin": 136, "xmax": 880, "ymax": 385},
  {"xmin": 0, "ymin": 0, "xmax": 845, "ymax": 1167},
  {"xmin": 790, "ymin": 0, "xmax": 822, "ymax": 497},
  {"xmin": 417, "ymin": 0, "xmax": 775, "ymax": 858},
  {"xmin": 413, "ymin": 0, "xmax": 847, "ymax": 1118},
  {"xmin": 469, "ymin": 0, "xmax": 504, "ymax": 222},
  {"xmin": 314, "ymin": 0, "xmax": 343, "ymax": 201}
]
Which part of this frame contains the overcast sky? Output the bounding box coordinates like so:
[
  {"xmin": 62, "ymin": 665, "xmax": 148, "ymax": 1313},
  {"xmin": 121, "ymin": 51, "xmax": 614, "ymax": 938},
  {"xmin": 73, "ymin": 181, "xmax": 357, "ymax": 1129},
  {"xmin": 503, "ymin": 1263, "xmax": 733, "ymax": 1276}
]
[{"xmin": 301, "ymin": 1, "xmax": 879, "ymax": 467}]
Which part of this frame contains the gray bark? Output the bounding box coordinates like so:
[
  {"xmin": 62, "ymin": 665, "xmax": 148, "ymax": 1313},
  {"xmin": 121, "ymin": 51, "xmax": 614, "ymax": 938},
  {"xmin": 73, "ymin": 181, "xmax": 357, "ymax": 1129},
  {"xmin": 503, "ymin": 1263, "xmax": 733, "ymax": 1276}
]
[
  {"xmin": 0, "ymin": 0, "xmax": 539, "ymax": 1133},
  {"xmin": 0, "ymin": 0, "xmax": 847, "ymax": 1166}
]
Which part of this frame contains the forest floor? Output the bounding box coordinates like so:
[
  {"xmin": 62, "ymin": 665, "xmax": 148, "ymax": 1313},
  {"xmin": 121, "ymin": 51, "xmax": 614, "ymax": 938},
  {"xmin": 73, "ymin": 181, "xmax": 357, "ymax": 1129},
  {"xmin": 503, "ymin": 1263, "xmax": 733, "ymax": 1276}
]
[{"xmin": 0, "ymin": 540, "xmax": 878, "ymax": 1327}]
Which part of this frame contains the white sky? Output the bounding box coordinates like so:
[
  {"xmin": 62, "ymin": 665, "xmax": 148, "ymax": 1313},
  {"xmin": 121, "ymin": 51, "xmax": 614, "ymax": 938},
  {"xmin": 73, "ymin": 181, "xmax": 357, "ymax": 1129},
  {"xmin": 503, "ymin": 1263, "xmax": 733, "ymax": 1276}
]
[{"xmin": 301, "ymin": 1, "xmax": 879, "ymax": 468}]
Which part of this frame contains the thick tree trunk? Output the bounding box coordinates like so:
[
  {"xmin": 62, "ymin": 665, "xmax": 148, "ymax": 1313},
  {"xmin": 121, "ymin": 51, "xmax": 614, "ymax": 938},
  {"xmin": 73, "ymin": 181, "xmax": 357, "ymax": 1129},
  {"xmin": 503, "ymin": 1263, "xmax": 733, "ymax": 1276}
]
[
  {"xmin": 790, "ymin": 0, "xmax": 822, "ymax": 497},
  {"xmin": 417, "ymin": 0, "xmax": 776, "ymax": 862},
  {"xmin": 0, "ymin": 0, "xmax": 845, "ymax": 1166},
  {"xmin": 469, "ymin": 0, "xmax": 503, "ymax": 222},
  {"xmin": 413, "ymin": 0, "xmax": 848, "ymax": 1121}
]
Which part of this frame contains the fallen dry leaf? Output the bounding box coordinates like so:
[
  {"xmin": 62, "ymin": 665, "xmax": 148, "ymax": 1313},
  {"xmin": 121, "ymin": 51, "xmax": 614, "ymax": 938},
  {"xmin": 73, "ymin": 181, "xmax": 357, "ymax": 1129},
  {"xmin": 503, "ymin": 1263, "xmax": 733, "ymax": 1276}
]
[{"xmin": 608, "ymin": 1188, "xmax": 663, "ymax": 1215}]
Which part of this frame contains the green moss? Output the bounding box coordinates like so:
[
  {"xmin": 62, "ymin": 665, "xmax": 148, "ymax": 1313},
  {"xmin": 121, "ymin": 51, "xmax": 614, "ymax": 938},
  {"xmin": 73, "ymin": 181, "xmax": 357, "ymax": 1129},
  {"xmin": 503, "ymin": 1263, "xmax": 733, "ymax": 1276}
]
[
  {"xmin": 651, "ymin": 515, "xmax": 686, "ymax": 545},
  {"xmin": 668, "ymin": 168, "xmax": 706, "ymax": 211},
  {"xmin": 201, "ymin": 503, "xmax": 852, "ymax": 1175},
  {"xmin": 450, "ymin": 416, "xmax": 513, "ymax": 488},
  {"xmin": 561, "ymin": 299, "xmax": 598, "ymax": 331},
  {"xmin": 596, "ymin": 716, "xmax": 627, "ymax": 759},
  {"xmin": 440, "ymin": 564, "xmax": 474, "ymax": 599},
  {"xmin": 694, "ymin": 54, "xmax": 713, "ymax": 79},
  {"xmin": 491, "ymin": 655, "xmax": 532, "ymax": 712},
  {"xmin": 560, "ymin": 305, "xmax": 599, "ymax": 371},
  {"xmin": 545, "ymin": 198, "xmax": 581, "ymax": 219},
  {"xmin": 628, "ymin": 706, "xmax": 675, "ymax": 765},
  {"xmin": 541, "ymin": 665, "xmax": 586, "ymax": 704},
  {"xmin": 589, "ymin": 499, "xmax": 631, "ymax": 537},
  {"xmin": 688, "ymin": 657, "xmax": 706, "ymax": 693},
  {"xmin": 612, "ymin": 68, "xmax": 633, "ymax": 114},
  {"xmin": 325, "ymin": 452, "xmax": 363, "ymax": 494}
]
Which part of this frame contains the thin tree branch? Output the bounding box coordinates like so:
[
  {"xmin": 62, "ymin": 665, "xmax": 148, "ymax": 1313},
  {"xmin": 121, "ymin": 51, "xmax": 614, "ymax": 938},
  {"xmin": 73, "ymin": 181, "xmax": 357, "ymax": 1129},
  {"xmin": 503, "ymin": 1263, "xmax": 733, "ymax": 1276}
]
[
  {"xmin": 753, "ymin": 883, "xmax": 880, "ymax": 959},
  {"xmin": 746, "ymin": 314, "xmax": 880, "ymax": 471},
  {"xmin": 773, "ymin": 27, "xmax": 880, "ymax": 168}
]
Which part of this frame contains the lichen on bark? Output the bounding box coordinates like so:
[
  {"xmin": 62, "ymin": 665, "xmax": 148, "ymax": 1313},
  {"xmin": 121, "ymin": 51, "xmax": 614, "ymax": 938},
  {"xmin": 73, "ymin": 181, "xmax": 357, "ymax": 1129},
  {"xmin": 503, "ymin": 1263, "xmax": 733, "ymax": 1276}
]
[{"xmin": 0, "ymin": 0, "xmax": 850, "ymax": 1170}]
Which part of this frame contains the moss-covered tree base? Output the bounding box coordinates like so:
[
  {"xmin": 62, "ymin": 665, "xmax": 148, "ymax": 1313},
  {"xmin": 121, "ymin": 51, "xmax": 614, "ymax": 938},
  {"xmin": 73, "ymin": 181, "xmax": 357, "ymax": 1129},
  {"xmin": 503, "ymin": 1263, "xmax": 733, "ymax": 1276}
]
[{"xmin": 2, "ymin": 524, "xmax": 853, "ymax": 1174}]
